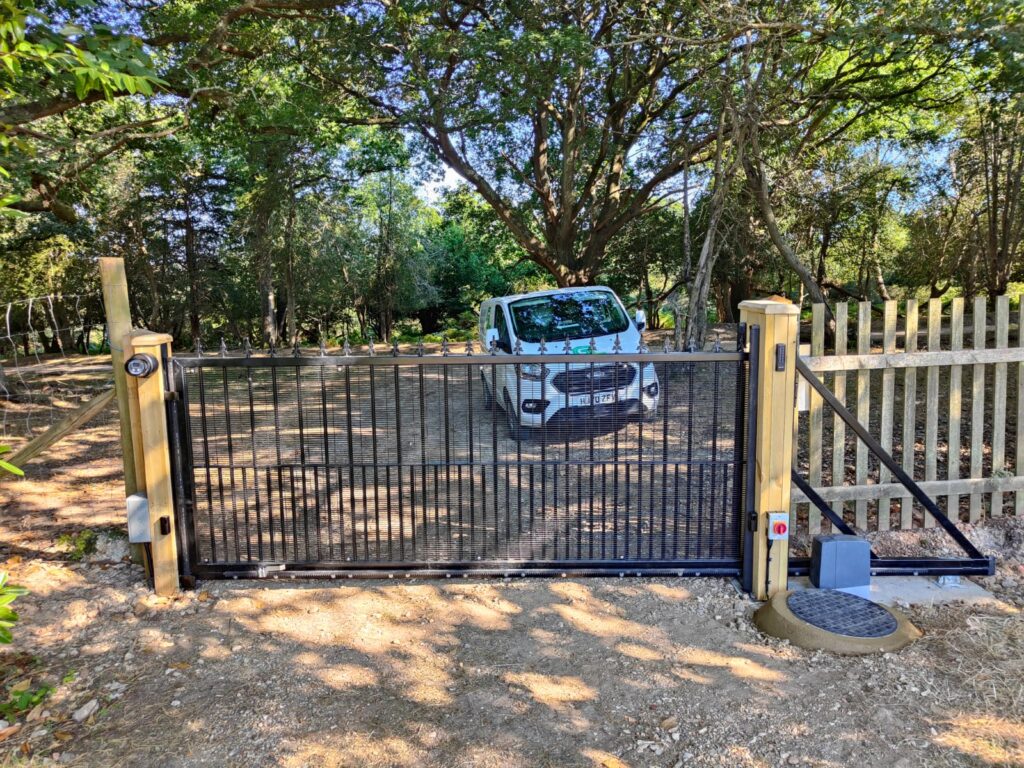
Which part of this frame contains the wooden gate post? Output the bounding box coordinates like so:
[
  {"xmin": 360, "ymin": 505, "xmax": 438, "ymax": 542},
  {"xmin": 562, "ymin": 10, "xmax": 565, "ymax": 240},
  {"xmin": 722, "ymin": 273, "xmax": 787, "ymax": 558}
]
[
  {"xmin": 128, "ymin": 331, "xmax": 179, "ymax": 596},
  {"xmin": 739, "ymin": 298, "xmax": 800, "ymax": 600},
  {"xmin": 99, "ymin": 258, "xmax": 138, "ymax": 496}
]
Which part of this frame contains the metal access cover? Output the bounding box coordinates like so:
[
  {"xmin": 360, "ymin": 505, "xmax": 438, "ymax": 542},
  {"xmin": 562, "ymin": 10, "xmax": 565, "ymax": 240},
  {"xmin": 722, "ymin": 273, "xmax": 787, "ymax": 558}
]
[
  {"xmin": 754, "ymin": 589, "xmax": 920, "ymax": 655},
  {"xmin": 786, "ymin": 589, "xmax": 897, "ymax": 638}
]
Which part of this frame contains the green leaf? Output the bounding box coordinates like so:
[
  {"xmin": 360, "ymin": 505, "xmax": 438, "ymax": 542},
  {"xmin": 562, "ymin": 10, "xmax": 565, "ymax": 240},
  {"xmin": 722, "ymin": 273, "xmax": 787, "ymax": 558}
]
[{"xmin": 0, "ymin": 459, "xmax": 23, "ymax": 476}]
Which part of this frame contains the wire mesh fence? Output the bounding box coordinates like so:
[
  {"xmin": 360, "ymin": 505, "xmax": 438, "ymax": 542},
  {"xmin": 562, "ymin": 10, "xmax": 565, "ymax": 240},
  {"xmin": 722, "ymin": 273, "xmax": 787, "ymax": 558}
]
[{"xmin": 0, "ymin": 293, "xmax": 112, "ymax": 443}]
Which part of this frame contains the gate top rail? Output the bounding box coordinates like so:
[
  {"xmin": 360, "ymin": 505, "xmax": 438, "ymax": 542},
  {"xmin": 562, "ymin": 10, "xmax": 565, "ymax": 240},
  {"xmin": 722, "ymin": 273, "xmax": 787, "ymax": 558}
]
[{"xmin": 173, "ymin": 349, "xmax": 748, "ymax": 368}]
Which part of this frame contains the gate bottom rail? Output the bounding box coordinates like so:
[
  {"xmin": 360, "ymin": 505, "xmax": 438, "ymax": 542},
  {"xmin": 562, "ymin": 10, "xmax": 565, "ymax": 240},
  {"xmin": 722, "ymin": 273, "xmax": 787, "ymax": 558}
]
[{"xmin": 193, "ymin": 558, "xmax": 742, "ymax": 580}]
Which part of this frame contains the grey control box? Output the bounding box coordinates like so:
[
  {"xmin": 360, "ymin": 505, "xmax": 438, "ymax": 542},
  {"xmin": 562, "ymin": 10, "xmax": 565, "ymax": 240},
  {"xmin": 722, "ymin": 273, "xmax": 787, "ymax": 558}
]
[
  {"xmin": 127, "ymin": 493, "xmax": 151, "ymax": 543},
  {"xmin": 810, "ymin": 534, "xmax": 870, "ymax": 591}
]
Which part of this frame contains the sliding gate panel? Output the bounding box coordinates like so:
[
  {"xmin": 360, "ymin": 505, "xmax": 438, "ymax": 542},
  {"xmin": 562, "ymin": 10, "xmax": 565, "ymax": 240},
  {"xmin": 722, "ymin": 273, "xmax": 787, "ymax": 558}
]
[{"xmin": 170, "ymin": 346, "xmax": 752, "ymax": 578}]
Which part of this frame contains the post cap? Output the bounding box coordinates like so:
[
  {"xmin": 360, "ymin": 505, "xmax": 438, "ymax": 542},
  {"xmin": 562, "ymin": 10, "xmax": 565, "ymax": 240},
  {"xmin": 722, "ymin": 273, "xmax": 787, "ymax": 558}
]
[
  {"xmin": 738, "ymin": 297, "xmax": 800, "ymax": 316},
  {"xmin": 129, "ymin": 329, "xmax": 174, "ymax": 346}
]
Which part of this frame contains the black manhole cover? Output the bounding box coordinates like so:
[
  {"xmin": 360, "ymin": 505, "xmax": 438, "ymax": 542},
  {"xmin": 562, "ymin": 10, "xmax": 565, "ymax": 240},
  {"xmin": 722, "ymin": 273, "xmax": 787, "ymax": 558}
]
[{"xmin": 786, "ymin": 590, "xmax": 898, "ymax": 638}]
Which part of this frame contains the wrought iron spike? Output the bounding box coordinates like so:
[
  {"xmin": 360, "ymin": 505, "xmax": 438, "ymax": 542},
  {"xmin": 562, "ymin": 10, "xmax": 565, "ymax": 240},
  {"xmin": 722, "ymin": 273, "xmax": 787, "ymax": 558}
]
[
  {"xmin": 637, "ymin": 338, "xmax": 647, "ymax": 353},
  {"xmin": 538, "ymin": 337, "xmax": 547, "ymax": 354},
  {"xmin": 342, "ymin": 336, "xmax": 352, "ymax": 357},
  {"xmin": 686, "ymin": 340, "xmax": 698, "ymax": 353},
  {"xmin": 292, "ymin": 338, "xmax": 301, "ymax": 358},
  {"xmin": 417, "ymin": 339, "xmax": 425, "ymax": 357},
  {"xmin": 219, "ymin": 337, "xmax": 227, "ymax": 357},
  {"xmin": 194, "ymin": 338, "xmax": 204, "ymax": 356},
  {"xmin": 392, "ymin": 338, "xmax": 400, "ymax": 357},
  {"xmin": 441, "ymin": 336, "xmax": 450, "ymax": 356},
  {"xmin": 242, "ymin": 339, "xmax": 252, "ymax": 358},
  {"xmin": 588, "ymin": 336, "xmax": 596, "ymax": 354},
  {"xmin": 513, "ymin": 338, "xmax": 523, "ymax": 355},
  {"xmin": 663, "ymin": 336, "xmax": 672, "ymax": 353},
  {"xmin": 712, "ymin": 334, "xmax": 722, "ymax": 353},
  {"xmin": 268, "ymin": 341, "xmax": 277, "ymax": 357},
  {"xmin": 319, "ymin": 338, "xmax": 327, "ymax": 357},
  {"xmin": 466, "ymin": 338, "xmax": 474, "ymax": 356},
  {"xmin": 563, "ymin": 337, "xmax": 572, "ymax": 354},
  {"xmin": 489, "ymin": 337, "xmax": 498, "ymax": 355},
  {"xmin": 368, "ymin": 333, "xmax": 376, "ymax": 356},
  {"xmin": 612, "ymin": 334, "xmax": 622, "ymax": 353}
]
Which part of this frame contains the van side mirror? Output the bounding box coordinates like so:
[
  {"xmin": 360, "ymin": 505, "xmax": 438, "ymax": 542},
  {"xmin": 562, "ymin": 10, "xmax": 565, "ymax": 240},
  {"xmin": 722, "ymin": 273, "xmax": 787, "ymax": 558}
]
[
  {"xmin": 634, "ymin": 309, "xmax": 646, "ymax": 332},
  {"xmin": 484, "ymin": 328, "xmax": 499, "ymax": 350}
]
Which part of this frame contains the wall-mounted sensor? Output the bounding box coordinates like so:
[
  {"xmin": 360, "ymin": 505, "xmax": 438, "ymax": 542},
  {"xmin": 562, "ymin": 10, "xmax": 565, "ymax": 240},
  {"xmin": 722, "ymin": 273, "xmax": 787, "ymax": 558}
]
[{"xmin": 125, "ymin": 353, "xmax": 159, "ymax": 378}]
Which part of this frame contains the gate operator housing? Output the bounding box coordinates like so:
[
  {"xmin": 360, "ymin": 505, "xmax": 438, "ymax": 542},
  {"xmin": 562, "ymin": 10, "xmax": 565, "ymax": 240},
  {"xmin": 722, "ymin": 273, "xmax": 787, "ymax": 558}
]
[
  {"xmin": 811, "ymin": 534, "xmax": 871, "ymax": 593},
  {"xmin": 767, "ymin": 512, "xmax": 790, "ymax": 541}
]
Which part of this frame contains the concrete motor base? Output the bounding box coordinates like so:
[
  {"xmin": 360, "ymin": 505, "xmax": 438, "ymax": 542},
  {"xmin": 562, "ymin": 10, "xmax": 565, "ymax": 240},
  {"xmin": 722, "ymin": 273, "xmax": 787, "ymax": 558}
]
[{"xmin": 754, "ymin": 590, "xmax": 922, "ymax": 655}]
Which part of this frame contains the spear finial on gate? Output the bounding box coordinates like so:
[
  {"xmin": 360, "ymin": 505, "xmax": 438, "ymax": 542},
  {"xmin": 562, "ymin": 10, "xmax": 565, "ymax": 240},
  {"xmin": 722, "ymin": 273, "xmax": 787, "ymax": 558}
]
[
  {"xmin": 319, "ymin": 337, "xmax": 328, "ymax": 357},
  {"xmin": 268, "ymin": 340, "xmax": 277, "ymax": 357},
  {"xmin": 588, "ymin": 336, "xmax": 596, "ymax": 354},
  {"xmin": 663, "ymin": 336, "xmax": 672, "ymax": 354},
  {"xmin": 220, "ymin": 337, "xmax": 228, "ymax": 357},
  {"xmin": 466, "ymin": 338, "xmax": 474, "ymax": 356},
  {"xmin": 513, "ymin": 338, "xmax": 522, "ymax": 355},
  {"xmin": 563, "ymin": 337, "xmax": 572, "ymax": 355},
  {"xmin": 712, "ymin": 334, "xmax": 722, "ymax": 353},
  {"xmin": 612, "ymin": 333, "xmax": 622, "ymax": 353},
  {"xmin": 392, "ymin": 337, "xmax": 400, "ymax": 356},
  {"xmin": 489, "ymin": 337, "xmax": 498, "ymax": 355},
  {"xmin": 342, "ymin": 336, "xmax": 352, "ymax": 357},
  {"xmin": 417, "ymin": 339, "xmax": 425, "ymax": 357},
  {"xmin": 194, "ymin": 338, "xmax": 204, "ymax": 356},
  {"xmin": 368, "ymin": 332, "xmax": 376, "ymax": 356},
  {"xmin": 292, "ymin": 338, "xmax": 301, "ymax": 358},
  {"xmin": 637, "ymin": 337, "xmax": 647, "ymax": 354},
  {"xmin": 538, "ymin": 337, "xmax": 547, "ymax": 355},
  {"xmin": 441, "ymin": 336, "xmax": 450, "ymax": 356},
  {"xmin": 686, "ymin": 339, "xmax": 698, "ymax": 353},
  {"xmin": 243, "ymin": 339, "xmax": 252, "ymax": 358}
]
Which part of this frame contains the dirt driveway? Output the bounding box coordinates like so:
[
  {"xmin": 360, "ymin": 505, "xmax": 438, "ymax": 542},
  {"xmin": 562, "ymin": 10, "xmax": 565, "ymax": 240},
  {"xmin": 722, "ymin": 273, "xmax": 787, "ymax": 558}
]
[{"xmin": 1, "ymin": 404, "xmax": 1023, "ymax": 768}]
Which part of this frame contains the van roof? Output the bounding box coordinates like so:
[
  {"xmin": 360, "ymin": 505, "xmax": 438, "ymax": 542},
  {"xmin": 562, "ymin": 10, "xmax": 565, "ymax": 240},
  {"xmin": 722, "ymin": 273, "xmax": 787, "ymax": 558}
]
[{"xmin": 490, "ymin": 285, "xmax": 616, "ymax": 305}]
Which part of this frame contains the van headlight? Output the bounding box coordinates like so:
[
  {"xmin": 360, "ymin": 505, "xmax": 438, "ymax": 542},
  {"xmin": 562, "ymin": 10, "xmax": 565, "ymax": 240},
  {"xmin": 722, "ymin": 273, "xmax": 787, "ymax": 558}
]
[
  {"xmin": 520, "ymin": 363, "xmax": 547, "ymax": 381},
  {"xmin": 643, "ymin": 381, "xmax": 659, "ymax": 397}
]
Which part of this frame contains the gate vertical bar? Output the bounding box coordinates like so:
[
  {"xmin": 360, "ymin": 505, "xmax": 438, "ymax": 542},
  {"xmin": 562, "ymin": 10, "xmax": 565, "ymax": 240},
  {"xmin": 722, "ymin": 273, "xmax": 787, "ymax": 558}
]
[
  {"xmin": 739, "ymin": 299, "xmax": 799, "ymax": 599},
  {"xmin": 740, "ymin": 325, "xmax": 759, "ymax": 594}
]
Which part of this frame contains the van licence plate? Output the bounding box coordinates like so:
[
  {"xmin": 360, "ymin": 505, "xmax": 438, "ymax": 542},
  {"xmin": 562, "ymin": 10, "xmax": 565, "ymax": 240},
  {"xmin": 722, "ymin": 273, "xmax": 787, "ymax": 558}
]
[{"xmin": 571, "ymin": 392, "xmax": 616, "ymax": 407}]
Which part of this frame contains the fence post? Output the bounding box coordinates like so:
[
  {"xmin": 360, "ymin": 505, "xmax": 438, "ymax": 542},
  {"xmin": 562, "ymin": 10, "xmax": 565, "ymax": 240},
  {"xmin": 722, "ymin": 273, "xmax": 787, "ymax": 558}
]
[
  {"xmin": 99, "ymin": 258, "xmax": 147, "ymax": 565},
  {"xmin": 129, "ymin": 330, "xmax": 179, "ymax": 596},
  {"xmin": 739, "ymin": 298, "xmax": 799, "ymax": 600},
  {"xmin": 99, "ymin": 258, "xmax": 137, "ymax": 495}
]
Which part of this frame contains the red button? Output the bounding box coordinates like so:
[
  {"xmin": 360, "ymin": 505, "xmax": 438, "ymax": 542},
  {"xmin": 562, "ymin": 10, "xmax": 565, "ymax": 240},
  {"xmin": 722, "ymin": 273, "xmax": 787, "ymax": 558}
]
[{"xmin": 773, "ymin": 521, "xmax": 788, "ymax": 535}]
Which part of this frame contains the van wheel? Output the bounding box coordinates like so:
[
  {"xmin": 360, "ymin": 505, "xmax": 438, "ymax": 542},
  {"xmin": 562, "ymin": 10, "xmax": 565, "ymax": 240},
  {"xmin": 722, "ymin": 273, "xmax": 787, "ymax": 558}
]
[
  {"xmin": 480, "ymin": 371, "xmax": 494, "ymax": 410},
  {"xmin": 503, "ymin": 391, "xmax": 523, "ymax": 440}
]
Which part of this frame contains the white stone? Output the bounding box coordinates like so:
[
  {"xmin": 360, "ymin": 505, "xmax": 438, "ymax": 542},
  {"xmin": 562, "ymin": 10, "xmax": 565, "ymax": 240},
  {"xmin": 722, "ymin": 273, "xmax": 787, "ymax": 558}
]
[{"xmin": 72, "ymin": 700, "xmax": 99, "ymax": 723}]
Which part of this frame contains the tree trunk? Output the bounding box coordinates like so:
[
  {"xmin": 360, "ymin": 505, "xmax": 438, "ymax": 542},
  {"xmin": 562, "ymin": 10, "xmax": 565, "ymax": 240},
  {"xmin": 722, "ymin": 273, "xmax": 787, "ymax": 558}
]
[
  {"xmin": 183, "ymin": 190, "xmax": 201, "ymax": 344},
  {"xmin": 283, "ymin": 186, "xmax": 298, "ymax": 347},
  {"xmin": 744, "ymin": 154, "xmax": 834, "ymax": 338}
]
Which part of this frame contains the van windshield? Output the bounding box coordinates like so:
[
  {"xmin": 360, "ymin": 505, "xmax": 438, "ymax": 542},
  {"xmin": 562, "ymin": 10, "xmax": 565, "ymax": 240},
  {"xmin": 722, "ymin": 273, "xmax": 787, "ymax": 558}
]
[{"xmin": 509, "ymin": 290, "xmax": 629, "ymax": 343}]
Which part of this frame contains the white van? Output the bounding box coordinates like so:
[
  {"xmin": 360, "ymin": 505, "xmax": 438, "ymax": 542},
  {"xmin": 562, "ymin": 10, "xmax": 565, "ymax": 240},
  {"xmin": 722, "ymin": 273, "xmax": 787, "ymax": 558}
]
[{"xmin": 478, "ymin": 286, "xmax": 660, "ymax": 436}]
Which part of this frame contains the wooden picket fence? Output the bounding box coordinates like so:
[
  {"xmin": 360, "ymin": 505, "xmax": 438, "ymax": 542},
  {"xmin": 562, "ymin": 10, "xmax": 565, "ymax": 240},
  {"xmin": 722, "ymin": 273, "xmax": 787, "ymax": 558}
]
[{"xmin": 792, "ymin": 295, "xmax": 1024, "ymax": 533}]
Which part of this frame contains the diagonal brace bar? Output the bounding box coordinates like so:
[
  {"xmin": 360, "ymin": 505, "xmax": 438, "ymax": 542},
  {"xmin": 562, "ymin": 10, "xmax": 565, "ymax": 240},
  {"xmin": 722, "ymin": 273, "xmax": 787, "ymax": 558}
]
[{"xmin": 795, "ymin": 357, "xmax": 985, "ymax": 561}]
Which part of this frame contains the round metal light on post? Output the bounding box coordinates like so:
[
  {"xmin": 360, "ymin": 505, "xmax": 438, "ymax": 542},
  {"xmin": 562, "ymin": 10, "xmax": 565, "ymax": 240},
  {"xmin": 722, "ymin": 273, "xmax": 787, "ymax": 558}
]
[{"xmin": 125, "ymin": 353, "xmax": 159, "ymax": 378}]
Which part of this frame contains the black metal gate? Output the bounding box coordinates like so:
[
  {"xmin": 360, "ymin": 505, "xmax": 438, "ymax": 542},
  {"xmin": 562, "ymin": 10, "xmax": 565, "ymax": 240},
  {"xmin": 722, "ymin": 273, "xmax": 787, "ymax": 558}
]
[{"xmin": 167, "ymin": 333, "xmax": 756, "ymax": 581}]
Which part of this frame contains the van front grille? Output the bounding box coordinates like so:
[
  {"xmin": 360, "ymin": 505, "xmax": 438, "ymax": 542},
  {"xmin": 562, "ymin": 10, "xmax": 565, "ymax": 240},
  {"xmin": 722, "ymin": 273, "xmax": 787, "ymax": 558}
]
[{"xmin": 551, "ymin": 362, "xmax": 637, "ymax": 394}]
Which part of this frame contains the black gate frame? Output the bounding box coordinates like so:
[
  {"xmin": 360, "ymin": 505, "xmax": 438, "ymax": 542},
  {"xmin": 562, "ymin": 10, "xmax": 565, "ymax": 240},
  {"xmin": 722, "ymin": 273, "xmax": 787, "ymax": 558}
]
[{"xmin": 165, "ymin": 333, "xmax": 761, "ymax": 584}]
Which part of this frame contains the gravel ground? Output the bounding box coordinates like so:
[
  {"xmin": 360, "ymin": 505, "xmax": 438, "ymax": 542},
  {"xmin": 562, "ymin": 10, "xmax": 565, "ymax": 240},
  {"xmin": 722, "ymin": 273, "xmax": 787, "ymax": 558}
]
[{"xmin": 1, "ymin": 404, "xmax": 1022, "ymax": 768}]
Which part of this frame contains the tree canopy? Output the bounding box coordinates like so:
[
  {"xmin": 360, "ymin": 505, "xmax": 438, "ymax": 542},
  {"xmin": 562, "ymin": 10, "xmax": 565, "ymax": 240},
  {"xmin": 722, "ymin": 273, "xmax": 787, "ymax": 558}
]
[{"xmin": 0, "ymin": 0, "xmax": 1021, "ymax": 346}]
